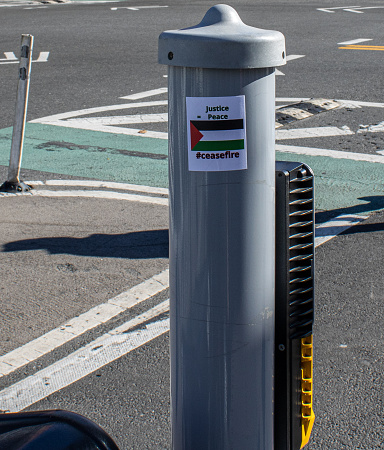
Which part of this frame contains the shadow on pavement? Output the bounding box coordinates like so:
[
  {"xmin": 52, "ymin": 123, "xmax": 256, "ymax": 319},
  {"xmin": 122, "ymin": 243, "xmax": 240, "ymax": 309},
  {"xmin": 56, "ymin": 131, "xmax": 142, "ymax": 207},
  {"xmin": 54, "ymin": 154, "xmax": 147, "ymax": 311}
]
[
  {"xmin": 2, "ymin": 230, "xmax": 169, "ymax": 259},
  {"xmin": 316, "ymin": 195, "xmax": 384, "ymax": 229},
  {"xmin": 4, "ymin": 197, "xmax": 384, "ymax": 258},
  {"xmin": 341, "ymin": 221, "xmax": 384, "ymax": 235}
]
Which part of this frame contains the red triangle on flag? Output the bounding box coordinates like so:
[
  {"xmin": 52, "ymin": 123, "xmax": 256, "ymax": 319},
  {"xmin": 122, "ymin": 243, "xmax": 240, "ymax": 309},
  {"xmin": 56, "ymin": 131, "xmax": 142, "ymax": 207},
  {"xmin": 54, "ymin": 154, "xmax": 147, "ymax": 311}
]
[{"xmin": 190, "ymin": 122, "xmax": 204, "ymax": 149}]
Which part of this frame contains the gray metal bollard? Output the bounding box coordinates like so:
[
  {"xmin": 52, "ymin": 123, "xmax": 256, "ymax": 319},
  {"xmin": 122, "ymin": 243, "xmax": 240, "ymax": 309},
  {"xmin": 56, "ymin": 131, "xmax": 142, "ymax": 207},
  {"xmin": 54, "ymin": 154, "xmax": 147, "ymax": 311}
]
[{"xmin": 159, "ymin": 5, "xmax": 285, "ymax": 449}]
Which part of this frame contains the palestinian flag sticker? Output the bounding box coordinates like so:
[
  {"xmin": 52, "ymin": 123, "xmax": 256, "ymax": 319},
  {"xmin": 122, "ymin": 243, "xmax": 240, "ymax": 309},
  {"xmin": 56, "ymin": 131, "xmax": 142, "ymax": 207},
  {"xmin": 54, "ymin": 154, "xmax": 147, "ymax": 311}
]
[{"xmin": 186, "ymin": 96, "xmax": 247, "ymax": 172}]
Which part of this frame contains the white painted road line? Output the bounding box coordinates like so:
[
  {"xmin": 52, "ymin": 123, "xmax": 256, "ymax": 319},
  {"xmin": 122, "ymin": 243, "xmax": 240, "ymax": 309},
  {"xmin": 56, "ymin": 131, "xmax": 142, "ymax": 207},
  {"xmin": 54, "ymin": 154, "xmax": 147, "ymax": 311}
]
[
  {"xmin": 111, "ymin": 5, "xmax": 168, "ymax": 11},
  {"xmin": 338, "ymin": 39, "xmax": 372, "ymax": 45},
  {"xmin": 316, "ymin": 6, "xmax": 365, "ymax": 13},
  {"xmin": 29, "ymin": 180, "xmax": 169, "ymax": 196},
  {"xmin": 0, "ymin": 52, "xmax": 17, "ymax": 61},
  {"xmin": 63, "ymin": 113, "xmax": 168, "ymax": 126},
  {"xmin": 0, "ymin": 269, "xmax": 169, "ymax": 377},
  {"xmin": 29, "ymin": 100, "xmax": 168, "ymax": 123},
  {"xmin": 26, "ymin": 189, "xmax": 169, "ymax": 204},
  {"xmin": 276, "ymin": 97, "xmax": 310, "ymax": 103},
  {"xmin": 0, "ymin": 212, "xmax": 370, "ymax": 410},
  {"xmin": 34, "ymin": 51, "xmax": 49, "ymax": 62},
  {"xmin": 285, "ymin": 55, "xmax": 305, "ymax": 62},
  {"xmin": 353, "ymin": 6, "xmax": 384, "ymax": 11},
  {"xmin": 35, "ymin": 120, "xmax": 169, "ymax": 139},
  {"xmin": 106, "ymin": 299, "xmax": 169, "ymax": 336},
  {"xmin": 276, "ymin": 126, "xmax": 354, "ymax": 140},
  {"xmin": 276, "ymin": 144, "xmax": 384, "ymax": 164},
  {"xmin": 0, "ymin": 52, "xmax": 49, "ymax": 65},
  {"xmin": 343, "ymin": 8, "xmax": 364, "ymax": 13},
  {"xmin": 337, "ymin": 99, "xmax": 384, "ymax": 108},
  {"xmin": 29, "ymin": 95, "xmax": 384, "ymax": 139},
  {"xmin": 358, "ymin": 121, "xmax": 384, "ymax": 134},
  {"xmin": 315, "ymin": 214, "xmax": 368, "ymax": 247},
  {"xmin": 0, "ymin": 315, "xmax": 170, "ymax": 413},
  {"xmin": 120, "ymin": 88, "xmax": 168, "ymax": 100},
  {"xmin": 316, "ymin": 6, "xmax": 358, "ymax": 13}
]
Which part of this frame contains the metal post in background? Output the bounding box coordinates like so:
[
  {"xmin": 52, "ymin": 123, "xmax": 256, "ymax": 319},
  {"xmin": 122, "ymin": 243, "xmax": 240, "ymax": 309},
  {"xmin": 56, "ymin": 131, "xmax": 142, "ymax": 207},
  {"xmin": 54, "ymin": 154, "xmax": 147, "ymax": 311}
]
[
  {"xmin": 159, "ymin": 5, "xmax": 285, "ymax": 449},
  {"xmin": 0, "ymin": 34, "xmax": 34, "ymax": 193}
]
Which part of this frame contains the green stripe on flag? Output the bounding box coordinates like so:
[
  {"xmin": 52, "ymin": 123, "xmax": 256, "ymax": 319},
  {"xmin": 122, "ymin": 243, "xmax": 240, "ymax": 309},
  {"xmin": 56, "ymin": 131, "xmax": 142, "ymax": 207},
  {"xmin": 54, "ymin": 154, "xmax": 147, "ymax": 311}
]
[{"xmin": 192, "ymin": 139, "xmax": 244, "ymax": 152}]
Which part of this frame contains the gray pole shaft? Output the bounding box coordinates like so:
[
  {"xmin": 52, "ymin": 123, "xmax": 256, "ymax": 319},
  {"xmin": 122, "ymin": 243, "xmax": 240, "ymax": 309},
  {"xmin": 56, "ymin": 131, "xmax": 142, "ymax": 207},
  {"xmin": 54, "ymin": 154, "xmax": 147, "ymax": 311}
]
[
  {"xmin": 8, "ymin": 34, "xmax": 33, "ymax": 183},
  {"xmin": 169, "ymin": 66, "xmax": 276, "ymax": 449}
]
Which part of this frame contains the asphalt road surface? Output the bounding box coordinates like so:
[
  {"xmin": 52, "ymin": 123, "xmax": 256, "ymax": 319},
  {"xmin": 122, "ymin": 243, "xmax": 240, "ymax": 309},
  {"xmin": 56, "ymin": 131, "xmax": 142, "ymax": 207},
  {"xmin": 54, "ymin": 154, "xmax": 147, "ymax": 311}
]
[{"xmin": 0, "ymin": 0, "xmax": 384, "ymax": 448}]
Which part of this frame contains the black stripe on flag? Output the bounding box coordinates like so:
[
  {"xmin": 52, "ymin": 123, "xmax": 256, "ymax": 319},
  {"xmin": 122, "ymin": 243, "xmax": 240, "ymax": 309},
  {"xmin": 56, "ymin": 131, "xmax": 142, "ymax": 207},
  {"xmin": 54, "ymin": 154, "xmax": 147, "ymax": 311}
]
[{"xmin": 191, "ymin": 119, "xmax": 243, "ymax": 131}]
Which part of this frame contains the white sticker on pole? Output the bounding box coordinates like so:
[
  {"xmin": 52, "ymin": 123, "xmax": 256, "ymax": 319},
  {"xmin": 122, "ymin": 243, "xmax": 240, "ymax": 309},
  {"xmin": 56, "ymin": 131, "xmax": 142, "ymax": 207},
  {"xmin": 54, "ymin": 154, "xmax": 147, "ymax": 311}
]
[{"xmin": 186, "ymin": 96, "xmax": 247, "ymax": 171}]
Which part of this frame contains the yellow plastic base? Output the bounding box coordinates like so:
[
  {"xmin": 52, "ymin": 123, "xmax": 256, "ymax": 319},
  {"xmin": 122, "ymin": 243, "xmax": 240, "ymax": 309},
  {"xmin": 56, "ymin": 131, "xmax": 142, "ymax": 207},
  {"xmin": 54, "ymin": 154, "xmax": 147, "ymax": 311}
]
[{"xmin": 300, "ymin": 335, "xmax": 315, "ymax": 449}]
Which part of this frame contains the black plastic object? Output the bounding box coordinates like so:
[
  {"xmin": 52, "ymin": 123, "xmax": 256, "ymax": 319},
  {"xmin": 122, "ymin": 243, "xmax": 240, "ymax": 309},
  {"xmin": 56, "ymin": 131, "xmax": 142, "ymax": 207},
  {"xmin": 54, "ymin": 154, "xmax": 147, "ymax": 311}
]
[
  {"xmin": 0, "ymin": 180, "xmax": 32, "ymax": 193},
  {"xmin": 0, "ymin": 410, "xmax": 120, "ymax": 450},
  {"xmin": 275, "ymin": 161, "xmax": 315, "ymax": 450}
]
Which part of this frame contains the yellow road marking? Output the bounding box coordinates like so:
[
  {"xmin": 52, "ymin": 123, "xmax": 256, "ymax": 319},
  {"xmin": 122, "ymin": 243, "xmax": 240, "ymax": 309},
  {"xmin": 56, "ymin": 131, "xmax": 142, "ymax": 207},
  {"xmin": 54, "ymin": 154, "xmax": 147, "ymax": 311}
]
[{"xmin": 339, "ymin": 45, "xmax": 384, "ymax": 51}]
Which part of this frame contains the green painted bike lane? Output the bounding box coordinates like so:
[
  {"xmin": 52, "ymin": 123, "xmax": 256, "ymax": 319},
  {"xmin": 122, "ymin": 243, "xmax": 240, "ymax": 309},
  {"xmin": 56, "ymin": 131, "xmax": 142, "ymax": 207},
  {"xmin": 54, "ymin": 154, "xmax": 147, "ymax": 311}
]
[
  {"xmin": 1, "ymin": 123, "xmax": 384, "ymax": 216},
  {"xmin": 0, "ymin": 124, "xmax": 168, "ymax": 188}
]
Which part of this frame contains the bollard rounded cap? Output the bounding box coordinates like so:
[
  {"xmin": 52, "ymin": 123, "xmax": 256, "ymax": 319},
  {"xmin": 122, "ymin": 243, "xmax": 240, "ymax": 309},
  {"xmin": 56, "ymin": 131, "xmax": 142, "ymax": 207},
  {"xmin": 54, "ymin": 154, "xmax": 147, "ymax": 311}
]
[{"xmin": 158, "ymin": 4, "xmax": 286, "ymax": 69}]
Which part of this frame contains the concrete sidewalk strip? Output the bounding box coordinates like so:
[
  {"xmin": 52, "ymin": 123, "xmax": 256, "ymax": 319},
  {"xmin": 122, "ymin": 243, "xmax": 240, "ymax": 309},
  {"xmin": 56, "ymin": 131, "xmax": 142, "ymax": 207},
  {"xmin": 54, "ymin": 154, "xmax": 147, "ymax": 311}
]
[{"xmin": 0, "ymin": 269, "xmax": 169, "ymax": 377}]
